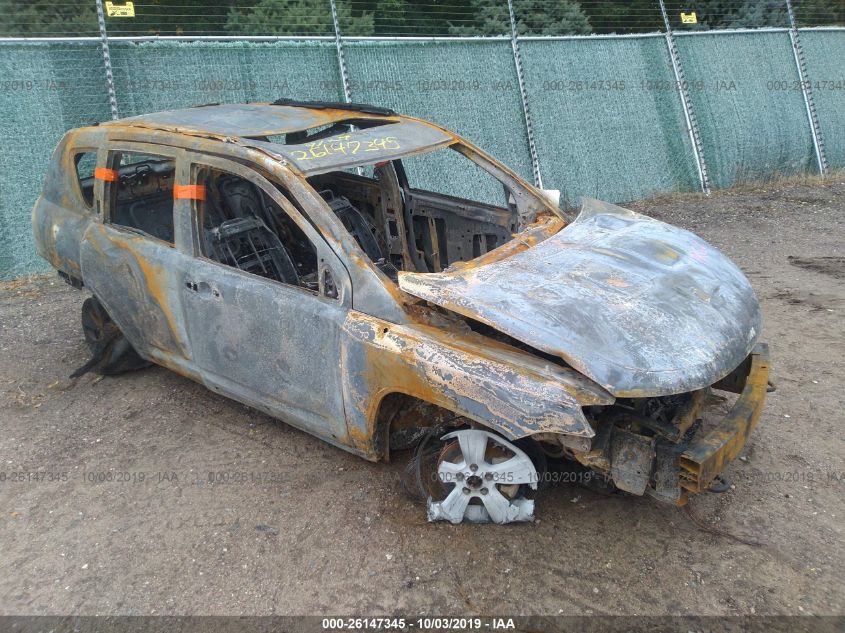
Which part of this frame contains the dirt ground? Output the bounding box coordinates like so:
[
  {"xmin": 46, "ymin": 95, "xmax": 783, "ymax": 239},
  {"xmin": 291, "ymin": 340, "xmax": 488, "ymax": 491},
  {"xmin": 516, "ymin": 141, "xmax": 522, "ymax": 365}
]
[{"xmin": 0, "ymin": 178, "xmax": 843, "ymax": 617}]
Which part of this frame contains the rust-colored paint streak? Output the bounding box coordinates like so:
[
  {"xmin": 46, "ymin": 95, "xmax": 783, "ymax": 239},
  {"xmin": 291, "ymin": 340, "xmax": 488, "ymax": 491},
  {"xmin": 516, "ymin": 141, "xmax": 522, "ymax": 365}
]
[
  {"xmin": 353, "ymin": 337, "xmax": 461, "ymax": 452},
  {"xmin": 656, "ymin": 245, "xmax": 681, "ymax": 263},
  {"xmin": 347, "ymin": 312, "xmax": 609, "ymax": 459},
  {"xmin": 147, "ymin": 348, "xmax": 202, "ymax": 383},
  {"xmin": 445, "ymin": 214, "xmax": 563, "ymax": 272},
  {"xmin": 674, "ymin": 389, "xmax": 707, "ymax": 438},
  {"xmin": 110, "ymin": 233, "xmax": 187, "ymax": 357},
  {"xmin": 427, "ymin": 216, "xmax": 442, "ymax": 273}
]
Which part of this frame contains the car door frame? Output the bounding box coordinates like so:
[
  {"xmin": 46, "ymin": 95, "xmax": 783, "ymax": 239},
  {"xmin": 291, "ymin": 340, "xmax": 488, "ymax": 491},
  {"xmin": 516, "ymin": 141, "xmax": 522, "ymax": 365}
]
[
  {"xmin": 79, "ymin": 140, "xmax": 197, "ymax": 378},
  {"xmin": 179, "ymin": 150, "xmax": 354, "ymax": 443}
]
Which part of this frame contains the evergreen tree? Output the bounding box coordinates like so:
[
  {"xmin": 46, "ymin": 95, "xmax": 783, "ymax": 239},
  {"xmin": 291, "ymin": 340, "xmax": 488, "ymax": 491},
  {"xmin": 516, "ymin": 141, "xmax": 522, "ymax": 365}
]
[
  {"xmin": 0, "ymin": 0, "xmax": 98, "ymax": 36},
  {"xmin": 0, "ymin": 0, "xmax": 842, "ymax": 38},
  {"xmin": 225, "ymin": 0, "xmax": 375, "ymax": 36},
  {"xmin": 579, "ymin": 0, "xmax": 663, "ymax": 34},
  {"xmin": 448, "ymin": 0, "xmax": 592, "ymax": 36},
  {"xmin": 372, "ymin": 0, "xmax": 409, "ymax": 35}
]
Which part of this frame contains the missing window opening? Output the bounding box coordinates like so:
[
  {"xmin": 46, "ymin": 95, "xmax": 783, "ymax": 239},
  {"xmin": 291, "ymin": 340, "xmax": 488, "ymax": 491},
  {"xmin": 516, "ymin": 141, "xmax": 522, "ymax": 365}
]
[{"xmin": 196, "ymin": 168, "xmax": 320, "ymax": 292}]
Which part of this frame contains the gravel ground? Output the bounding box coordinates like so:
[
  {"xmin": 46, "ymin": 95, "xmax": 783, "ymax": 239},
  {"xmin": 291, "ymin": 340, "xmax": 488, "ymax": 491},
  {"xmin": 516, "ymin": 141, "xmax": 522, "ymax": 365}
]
[{"xmin": 0, "ymin": 178, "xmax": 843, "ymax": 616}]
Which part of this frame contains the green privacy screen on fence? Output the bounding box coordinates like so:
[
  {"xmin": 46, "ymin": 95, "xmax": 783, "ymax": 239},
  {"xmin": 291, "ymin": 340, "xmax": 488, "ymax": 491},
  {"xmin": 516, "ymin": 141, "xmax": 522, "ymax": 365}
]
[
  {"xmin": 110, "ymin": 40, "xmax": 343, "ymax": 114},
  {"xmin": 0, "ymin": 29, "xmax": 843, "ymax": 278},
  {"xmin": 0, "ymin": 43, "xmax": 112, "ymax": 279},
  {"xmin": 676, "ymin": 30, "xmax": 816, "ymax": 189},
  {"xmin": 344, "ymin": 40, "xmax": 535, "ymax": 205},
  {"xmin": 521, "ymin": 35, "xmax": 700, "ymax": 207},
  {"xmin": 800, "ymin": 30, "xmax": 845, "ymax": 168}
]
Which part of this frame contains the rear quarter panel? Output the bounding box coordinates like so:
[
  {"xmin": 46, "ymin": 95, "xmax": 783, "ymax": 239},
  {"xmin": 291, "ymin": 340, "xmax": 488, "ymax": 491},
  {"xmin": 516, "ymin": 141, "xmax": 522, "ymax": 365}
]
[{"xmin": 32, "ymin": 128, "xmax": 104, "ymax": 278}]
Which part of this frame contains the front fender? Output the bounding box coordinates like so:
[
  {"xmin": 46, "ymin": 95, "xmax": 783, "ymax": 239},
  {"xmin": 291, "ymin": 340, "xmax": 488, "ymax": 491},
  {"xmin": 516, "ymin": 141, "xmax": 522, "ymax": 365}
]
[{"xmin": 341, "ymin": 312, "xmax": 613, "ymax": 459}]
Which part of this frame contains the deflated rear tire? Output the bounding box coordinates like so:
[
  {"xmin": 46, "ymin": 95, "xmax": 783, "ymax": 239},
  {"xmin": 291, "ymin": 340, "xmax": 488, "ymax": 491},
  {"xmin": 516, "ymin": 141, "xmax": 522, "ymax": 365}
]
[{"xmin": 80, "ymin": 297, "xmax": 150, "ymax": 376}]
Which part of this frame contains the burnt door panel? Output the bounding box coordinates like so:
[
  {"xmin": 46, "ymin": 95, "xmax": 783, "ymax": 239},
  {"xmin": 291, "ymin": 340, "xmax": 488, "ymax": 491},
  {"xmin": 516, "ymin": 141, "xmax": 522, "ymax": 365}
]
[
  {"xmin": 182, "ymin": 258, "xmax": 348, "ymax": 442},
  {"xmin": 79, "ymin": 223, "xmax": 193, "ymax": 367}
]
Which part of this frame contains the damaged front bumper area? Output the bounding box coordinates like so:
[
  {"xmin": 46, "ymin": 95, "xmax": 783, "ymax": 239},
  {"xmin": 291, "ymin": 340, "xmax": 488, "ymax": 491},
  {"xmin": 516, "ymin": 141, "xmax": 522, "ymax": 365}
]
[
  {"xmin": 572, "ymin": 343, "xmax": 770, "ymax": 505},
  {"xmin": 678, "ymin": 343, "xmax": 770, "ymax": 496}
]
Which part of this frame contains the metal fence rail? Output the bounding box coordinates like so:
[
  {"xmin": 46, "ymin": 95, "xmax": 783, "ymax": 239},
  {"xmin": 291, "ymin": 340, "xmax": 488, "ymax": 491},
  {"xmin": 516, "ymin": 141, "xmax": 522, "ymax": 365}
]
[
  {"xmin": 786, "ymin": 0, "xmax": 828, "ymax": 173},
  {"xmin": 658, "ymin": 0, "xmax": 710, "ymax": 194}
]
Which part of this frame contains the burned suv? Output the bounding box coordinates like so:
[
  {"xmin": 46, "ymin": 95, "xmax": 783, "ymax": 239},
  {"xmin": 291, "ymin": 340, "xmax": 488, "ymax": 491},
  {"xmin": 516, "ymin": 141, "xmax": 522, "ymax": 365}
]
[{"xmin": 33, "ymin": 100, "xmax": 769, "ymax": 523}]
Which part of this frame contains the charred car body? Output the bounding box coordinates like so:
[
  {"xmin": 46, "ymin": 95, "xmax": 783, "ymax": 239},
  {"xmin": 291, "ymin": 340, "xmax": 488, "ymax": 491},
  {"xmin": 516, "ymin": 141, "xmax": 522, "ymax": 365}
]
[{"xmin": 33, "ymin": 101, "xmax": 769, "ymax": 523}]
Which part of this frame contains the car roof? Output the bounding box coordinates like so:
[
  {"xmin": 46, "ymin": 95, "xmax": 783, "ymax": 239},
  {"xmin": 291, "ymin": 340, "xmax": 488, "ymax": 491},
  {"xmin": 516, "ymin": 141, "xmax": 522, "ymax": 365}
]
[
  {"xmin": 102, "ymin": 102, "xmax": 399, "ymax": 137},
  {"xmin": 100, "ymin": 101, "xmax": 456, "ymax": 175}
]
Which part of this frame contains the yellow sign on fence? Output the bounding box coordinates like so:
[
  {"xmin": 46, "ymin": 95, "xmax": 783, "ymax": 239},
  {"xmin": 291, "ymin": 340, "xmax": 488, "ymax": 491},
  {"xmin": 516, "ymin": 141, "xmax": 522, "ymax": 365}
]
[
  {"xmin": 105, "ymin": 1, "xmax": 135, "ymax": 18},
  {"xmin": 680, "ymin": 12, "xmax": 698, "ymax": 24}
]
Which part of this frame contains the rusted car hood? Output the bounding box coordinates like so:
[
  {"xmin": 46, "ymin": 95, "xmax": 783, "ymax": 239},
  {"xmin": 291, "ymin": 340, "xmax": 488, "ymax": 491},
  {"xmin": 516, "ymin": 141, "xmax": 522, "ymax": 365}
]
[{"xmin": 398, "ymin": 199, "xmax": 761, "ymax": 397}]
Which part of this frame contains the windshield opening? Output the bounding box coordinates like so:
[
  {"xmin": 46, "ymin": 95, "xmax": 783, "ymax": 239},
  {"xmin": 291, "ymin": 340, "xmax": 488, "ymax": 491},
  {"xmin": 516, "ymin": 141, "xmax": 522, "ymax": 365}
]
[{"xmin": 305, "ymin": 143, "xmax": 552, "ymax": 279}]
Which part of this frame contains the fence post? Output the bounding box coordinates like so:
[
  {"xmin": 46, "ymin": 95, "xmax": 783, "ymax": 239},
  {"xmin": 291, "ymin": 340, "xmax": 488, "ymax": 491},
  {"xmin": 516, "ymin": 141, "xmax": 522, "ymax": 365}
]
[
  {"xmin": 95, "ymin": 0, "xmax": 119, "ymax": 120},
  {"xmin": 506, "ymin": 0, "xmax": 543, "ymax": 189},
  {"xmin": 329, "ymin": 0, "xmax": 353, "ymax": 103},
  {"xmin": 785, "ymin": 0, "xmax": 827, "ymax": 174},
  {"xmin": 657, "ymin": 0, "xmax": 710, "ymax": 194}
]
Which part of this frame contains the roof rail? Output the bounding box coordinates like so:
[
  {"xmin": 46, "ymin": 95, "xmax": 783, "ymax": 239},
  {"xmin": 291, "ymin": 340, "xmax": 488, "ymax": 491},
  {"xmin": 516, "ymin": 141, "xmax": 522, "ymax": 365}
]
[{"xmin": 271, "ymin": 98, "xmax": 396, "ymax": 116}]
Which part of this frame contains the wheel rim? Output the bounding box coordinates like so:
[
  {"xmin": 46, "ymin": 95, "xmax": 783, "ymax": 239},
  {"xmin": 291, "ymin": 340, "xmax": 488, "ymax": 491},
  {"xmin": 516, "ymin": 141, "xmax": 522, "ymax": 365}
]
[{"xmin": 427, "ymin": 429, "xmax": 538, "ymax": 524}]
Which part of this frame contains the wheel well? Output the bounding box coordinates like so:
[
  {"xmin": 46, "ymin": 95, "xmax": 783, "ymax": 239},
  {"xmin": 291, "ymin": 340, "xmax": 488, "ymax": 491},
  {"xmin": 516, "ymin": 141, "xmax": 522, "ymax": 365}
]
[{"xmin": 374, "ymin": 393, "xmax": 465, "ymax": 460}]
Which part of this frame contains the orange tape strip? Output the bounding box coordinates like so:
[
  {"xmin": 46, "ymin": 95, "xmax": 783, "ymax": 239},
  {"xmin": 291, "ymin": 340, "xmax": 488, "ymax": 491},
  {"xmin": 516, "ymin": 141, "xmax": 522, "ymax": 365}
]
[
  {"xmin": 94, "ymin": 167, "xmax": 118, "ymax": 182},
  {"xmin": 173, "ymin": 184, "xmax": 206, "ymax": 201}
]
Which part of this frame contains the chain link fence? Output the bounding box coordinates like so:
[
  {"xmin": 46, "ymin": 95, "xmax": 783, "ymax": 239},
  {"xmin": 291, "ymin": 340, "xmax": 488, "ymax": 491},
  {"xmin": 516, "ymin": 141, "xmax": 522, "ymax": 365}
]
[{"xmin": 0, "ymin": 1, "xmax": 843, "ymax": 277}]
